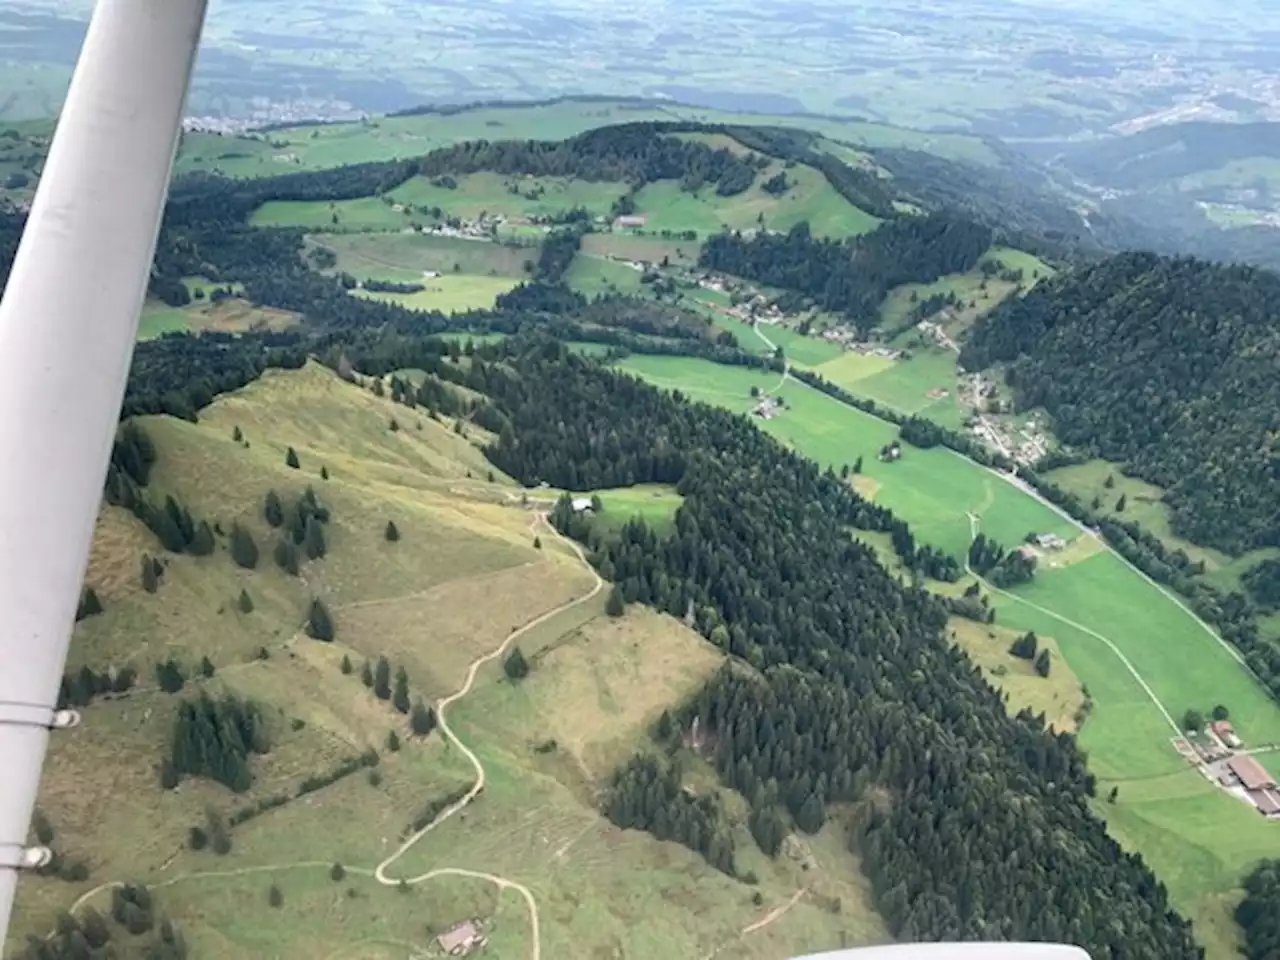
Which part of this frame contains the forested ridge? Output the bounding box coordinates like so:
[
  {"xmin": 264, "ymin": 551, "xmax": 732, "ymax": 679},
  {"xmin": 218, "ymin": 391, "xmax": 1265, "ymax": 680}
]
[
  {"xmin": 962, "ymin": 252, "xmax": 1280, "ymax": 556},
  {"xmin": 700, "ymin": 214, "xmax": 992, "ymax": 331},
  {"xmin": 477, "ymin": 340, "xmax": 1201, "ymax": 958}
]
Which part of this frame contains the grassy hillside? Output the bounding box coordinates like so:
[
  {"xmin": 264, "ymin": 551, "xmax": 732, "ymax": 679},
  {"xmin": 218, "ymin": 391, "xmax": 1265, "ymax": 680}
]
[{"xmin": 10, "ymin": 361, "xmax": 885, "ymax": 959}]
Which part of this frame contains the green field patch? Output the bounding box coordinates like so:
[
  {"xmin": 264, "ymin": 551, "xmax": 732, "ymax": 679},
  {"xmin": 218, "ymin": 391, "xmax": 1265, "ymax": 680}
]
[
  {"xmin": 844, "ymin": 348, "xmax": 966, "ymax": 430},
  {"xmin": 752, "ymin": 323, "xmax": 843, "ymax": 367},
  {"xmin": 580, "ymin": 232, "xmax": 702, "ymax": 266},
  {"xmin": 810, "ymin": 351, "xmax": 898, "ymax": 388},
  {"xmin": 137, "ymin": 297, "xmax": 298, "ymax": 341},
  {"xmin": 353, "ymin": 275, "xmax": 521, "ymax": 314},
  {"xmin": 137, "ymin": 303, "xmax": 193, "ymax": 340},
  {"xmin": 251, "ymin": 196, "xmax": 413, "ymax": 232},
  {"xmin": 590, "ymin": 484, "xmax": 685, "ymax": 536},
  {"xmin": 310, "ymin": 232, "xmax": 537, "ymax": 283},
  {"xmin": 565, "ymin": 255, "xmax": 646, "ymax": 299},
  {"xmin": 616, "ymin": 355, "xmax": 1072, "ymax": 559},
  {"xmin": 388, "ymin": 172, "xmax": 628, "ymax": 221},
  {"xmin": 632, "ymin": 165, "xmax": 880, "ymax": 240}
]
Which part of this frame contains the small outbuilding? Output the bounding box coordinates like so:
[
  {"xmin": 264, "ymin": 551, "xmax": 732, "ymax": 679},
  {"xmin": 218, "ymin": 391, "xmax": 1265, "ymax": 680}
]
[
  {"xmin": 571, "ymin": 497, "xmax": 594, "ymax": 514},
  {"xmin": 437, "ymin": 919, "xmax": 487, "ymax": 956}
]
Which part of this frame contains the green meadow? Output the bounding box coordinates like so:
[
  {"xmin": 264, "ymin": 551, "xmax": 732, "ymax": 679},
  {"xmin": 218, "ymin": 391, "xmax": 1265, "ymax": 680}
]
[
  {"xmin": 352, "ymin": 275, "xmax": 521, "ymax": 314},
  {"xmin": 389, "ymin": 172, "xmax": 629, "ymax": 221}
]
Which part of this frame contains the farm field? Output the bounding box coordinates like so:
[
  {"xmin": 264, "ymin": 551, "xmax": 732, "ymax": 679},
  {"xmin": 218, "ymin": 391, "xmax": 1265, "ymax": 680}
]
[
  {"xmin": 565, "ymin": 255, "xmax": 646, "ymax": 299},
  {"xmin": 9, "ymin": 360, "xmax": 885, "ymax": 959},
  {"xmin": 137, "ymin": 298, "xmax": 299, "ymax": 341},
  {"xmin": 580, "ymin": 232, "xmax": 703, "ymax": 266},
  {"xmin": 164, "ymin": 101, "xmax": 1001, "ymax": 181},
  {"xmin": 590, "ymin": 484, "xmax": 685, "ymax": 537},
  {"xmin": 388, "ymin": 172, "xmax": 628, "ymax": 221},
  {"xmin": 352, "ymin": 276, "xmax": 521, "ymax": 314},
  {"xmin": 814, "ymin": 347, "xmax": 965, "ymax": 430},
  {"xmin": 614, "ymin": 352, "xmax": 1280, "ymax": 956},
  {"xmin": 250, "ymin": 196, "xmax": 414, "ymax": 232},
  {"xmin": 633, "ymin": 166, "xmax": 880, "ymax": 240},
  {"xmin": 308, "ymin": 232, "xmax": 537, "ymax": 282}
]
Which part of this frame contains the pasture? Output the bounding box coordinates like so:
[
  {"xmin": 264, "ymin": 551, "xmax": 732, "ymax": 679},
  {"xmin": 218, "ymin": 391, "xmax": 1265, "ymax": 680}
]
[
  {"xmin": 590, "ymin": 484, "xmax": 685, "ymax": 537},
  {"xmin": 388, "ymin": 172, "xmax": 628, "ymax": 221},
  {"xmin": 138, "ymin": 298, "xmax": 299, "ymax": 341},
  {"xmin": 613, "ymin": 351, "xmax": 1280, "ymax": 954},
  {"xmin": 815, "ymin": 348, "xmax": 966, "ymax": 430},
  {"xmin": 309, "ymin": 232, "xmax": 537, "ymax": 282},
  {"xmin": 565, "ymin": 255, "xmax": 646, "ymax": 299},
  {"xmin": 352, "ymin": 276, "xmax": 521, "ymax": 314},
  {"xmin": 580, "ymin": 232, "xmax": 703, "ymax": 266},
  {"xmin": 250, "ymin": 196, "xmax": 414, "ymax": 232},
  {"xmin": 633, "ymin": 165, "xmax": 880, "ymax": 239}
]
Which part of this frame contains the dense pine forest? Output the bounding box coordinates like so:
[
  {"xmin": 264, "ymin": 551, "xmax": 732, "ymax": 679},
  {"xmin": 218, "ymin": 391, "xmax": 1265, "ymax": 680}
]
[
  {"xmin": 961, "ymin": 252, "xmax": 1280, "ymax": 556},
  {"xmin": 1236, "ymin": 860, "xmax": 1280, "ymax": 960},
  {"xmin": 478, "ymin": 341, "xmax": 1200, "ymax": 958}
]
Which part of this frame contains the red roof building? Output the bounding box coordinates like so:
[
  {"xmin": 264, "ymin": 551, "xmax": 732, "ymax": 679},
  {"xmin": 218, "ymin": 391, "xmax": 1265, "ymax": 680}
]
[{"xmin": 1228, "ymin": 754, "xmax": 1277, "ymax": 791}]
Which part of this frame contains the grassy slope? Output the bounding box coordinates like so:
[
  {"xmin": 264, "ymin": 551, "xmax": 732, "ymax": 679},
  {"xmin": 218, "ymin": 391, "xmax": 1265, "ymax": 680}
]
[
  {"xmin": 310, "ymin": 232, "xmax": 539, "ymax": 282},
  {"xmin": 613, "ymin": 352, "xmax": 1280, "ymax": 957},
  {"xmin": 10, "ymin": 361, "xmax": 883, "ymax": 959},
  {"xmin": 352, "ymin": 276, "xmax": 521, "ymax": 314}
]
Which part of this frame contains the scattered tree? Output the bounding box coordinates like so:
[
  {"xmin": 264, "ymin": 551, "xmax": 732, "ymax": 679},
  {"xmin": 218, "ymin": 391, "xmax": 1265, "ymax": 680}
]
[
  {"xmin": 229, "ymin": 524, "xmax": 259, "ymax": 569},
  {"xmin": 606, "ymin": 584, "xmax": 626, "ymax": 617},
  {"xmin": 374, "ymin": 657, "xmax": 392, "ymax": 700},
  {"xmin": 504, "ymin": 646, "xmax": 529, "ymax": 680},
  {"xmin": 340, "ymin": 654, "xmax": 353, "ymax": 675},
  {"xmin": 268, "ymin": 885, "xmax": 283, "ymax": 908},
  {"xmin": 31, "ymin": 809, "xmax": 54, "ymax": 846},
  {"xmin": 141, "ymin": 555, "xmax": 159, "ymax": 593},
  {"xmin": 263, "ymin": 490, "xmax": 285, "ymax": 527},
  {"xmin": 1183, "ymin": 708, "xmax": 1205, "ymax": 732},
  {"xmin": 199, "ymin": 656, "xmax": 215, "ymax": 679},
  {"xmin": 155, "ymin": 659, "xmax": 186, "ymax": 694},
  {"xmin": 1108, "ymin": 786, "xmax": 1120, "ymax": 804},
  {"xmin": 303, "ymin": 515, "xmax": 327, "ymax": 560},
  {"xmin": 533, "ymin": 536, "xmax": 542, "ymax": 549},
  {"xmin": 189, "ymin": 521, "xmax": 216, "ymax": 557},
  {"xmin": 1212, "ymin": 704, "xmax": 1230, "ymax": 722},
  {"xmin": 76, "ymin": 586, "xmax": 103, "ymax": 621},
  {"xmin": 361, "ymin": 660, "xmax": 374, "ymax": 688},
  {"xmin": 307, "ymin": 598, "xmax": 334, "ymax": 642},
  {"xmin": 1034, "ymin": 649, "xmax": 1052, "ymax": 678},
  {"xmin": 285, "ymin": 447, "xmax": 300, "ymax": 469},
  {"xmin": 1115, "ymin": 494, "xmax": 1127, "ymax": 513},
  {"xmin": 1009, "ymin": 631, "xmax": 1038, "ymax": 660},
  {"xmin": 386, "ymin": 730, "xmax": 401, "ymax": 752},
  {"xmin": 320, "ymin": 466, "xmax": 329, "ymax": 480},
  {"xmin": 238, "ymin": 589, "xmax": 254, "ymax": 613},
  {"xmin": 410, "ymin": 699, "xmax": 436, "ymax": 736},
  {"xmin": 232, "ymin": 426, "xmax": 243, "ymax": 443},
  {"xmin": 384, "ymin": 520, "xmax": 400, "ymax": 542},
  {"xmin": 393, "ymin": 666, "xmax": 411, "ymax": 714},
  {"xmin": 274, "ymin": 537, "xmax": 300, "ymax": 576},
  {"xmin": 329, "ymin": 863, "xmax": 345, "ymax": 882}
]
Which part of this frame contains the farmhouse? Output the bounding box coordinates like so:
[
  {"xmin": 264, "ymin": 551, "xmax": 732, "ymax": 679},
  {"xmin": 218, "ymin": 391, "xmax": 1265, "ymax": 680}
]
[
  {"xmin": 1033, "ymin": 533, "xmax": 1067, "ymax": 551},
  {"xmin": 753, "ymin": 396, "xmax": 781, "ymax": 420},
  {"xmin": 615, "ymin": 214, "xmax": 648, "ymax": 229},
  {"xmin": 1227, "ymin": 754, "xmax": 1276, "ymax": 791},
  {"xmin": 437, "ymin": 919, "xmax": 487, "ymax": 956},
  {"xmin": 571, "ymin": 497, "xmax": 594, "ymax": 514},
  {"xmin": 1252, "ymin": 789, "xmax": 1280, "ymax": 818}
]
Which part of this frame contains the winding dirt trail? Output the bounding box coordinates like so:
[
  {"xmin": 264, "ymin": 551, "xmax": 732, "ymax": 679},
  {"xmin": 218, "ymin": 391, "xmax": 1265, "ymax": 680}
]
[{"xmin": 61, "ymin": 512, "xmax": 602, "ymax": 960}]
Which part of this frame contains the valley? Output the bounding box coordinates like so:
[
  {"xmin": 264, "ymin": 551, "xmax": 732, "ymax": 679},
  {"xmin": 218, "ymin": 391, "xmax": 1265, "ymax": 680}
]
[{"xmin": 2, "ymin": 97, "xmax": 1278, "ymax": 960}]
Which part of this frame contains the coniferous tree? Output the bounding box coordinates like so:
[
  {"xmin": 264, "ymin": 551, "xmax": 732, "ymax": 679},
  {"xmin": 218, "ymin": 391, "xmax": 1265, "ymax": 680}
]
[
  {"xmin": 268, "ymin": 885, "xmax": 283, "ymax": 908},
  {"xmin": 384, "ymin": 520, "xmax": 400, "ymax": 542},
  {"xmin": 80, "ymin": 906, "xmax": 109, "ymax": 949},
  {"xmin": 374, "ymin": 657, "xmax": 392, "ymax": 700},
  {"xmin": 361, "ymin": 661, "xmax": 374, "ymax": 688},
  {"xmin": 329, "ymin": 863, "xmax": 345, "ymax": 882},
  {"xmin": 31, "ymin": 808, "xmax": 54, "ymax": 845},
  {"xmin": 533, "ymin": 536, "xmax": 542, "ymax": 549},
  {"xmin": 263, "ymin": 490, "xmax": 285, "ymax": 527},
  {"xmin": 76, "ymin": 587, "xmax": 103, "ymax": 621},
  {"xmin": 187, "ymin": 826, "xmax": 207, "ymax": 850},
  {"xmin": 410, "ymin": 699, "xmax": 436, "ymax": 736},
  {"xmin": 1115, "ymin": 494, "xmax": 1127, "ymax": 512},
  {"xmin": 606, "ymin": 584, "xmax": 626, "ymax": 617},
  {"xmin": 199, "ymin": 656, "xmax": 215, "ymax": 679},
  {"xmin": 1034, "ymin": 649, "xmax": 1052, "ymax": 678},
  {"xmin": 238, "ymin": 589, "xmax": 254, "ymax": 613},
  {"xmin": 155, "ymin": 660, "xmax": 186, "ymax": 694},
  {"xmin": 232, "ymin": 426, "xmax": 243, "ymax": 443},
  {"xmin": 392, "ymin": 666, "xmax": 411, "ymax": 714},
  {"xmin": 320, "ymin": 466, "xmax": 329, "ymax": 480},
  {"xmin": 340, "ymin": 654, "xmax": 353, "ymax": 675},
  {"xmin": 1009, "ymin": 632, "xmax": 1038, "ymax": 660},
  {"xmin": 285, "ymin": 447, "xmax": 300, "ymax": 469},
  {"xmin": 141, "ymin": 555, "xmax": 159, "ymax": 594},
  {"xmin": 188, "ymin": 521, "xmax": 215, "ymax": 557},
  {"xmin": 503, "ymin": 646, "xmax": 530, "ymax": 680},
  {"xmin": 303, "ymin": 515, "xmax": 327, "ymax": 560},
  {"xmin": 229, "ymin": 524, "xmax": 258, "ymax": 569},
  {"xmin": 307, "ymin": 599, "xmax": 334, "ymax": 642},
  {"xmin": 273, "ymin": 537, "xmax": 300, "ymax": 576},
  {"xmin": 386, "ymin": 730, "xmax": 400, "ymax": 752}
]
